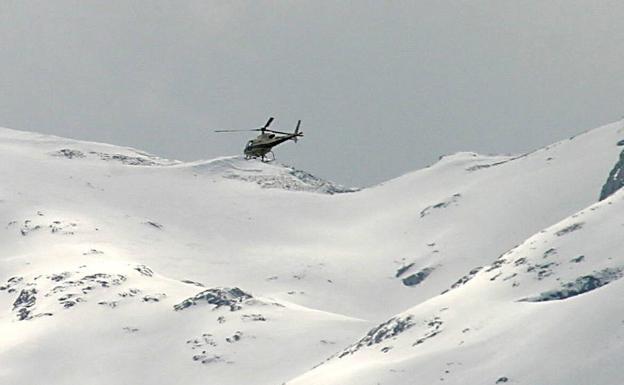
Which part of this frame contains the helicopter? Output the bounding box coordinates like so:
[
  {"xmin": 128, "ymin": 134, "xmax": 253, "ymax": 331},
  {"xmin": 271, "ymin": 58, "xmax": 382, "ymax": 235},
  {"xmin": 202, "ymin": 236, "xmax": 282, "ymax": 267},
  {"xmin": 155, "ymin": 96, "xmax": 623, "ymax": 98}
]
[{"xmin": 215, "ymin": 117, "xmax": 303, "ymax": 162}]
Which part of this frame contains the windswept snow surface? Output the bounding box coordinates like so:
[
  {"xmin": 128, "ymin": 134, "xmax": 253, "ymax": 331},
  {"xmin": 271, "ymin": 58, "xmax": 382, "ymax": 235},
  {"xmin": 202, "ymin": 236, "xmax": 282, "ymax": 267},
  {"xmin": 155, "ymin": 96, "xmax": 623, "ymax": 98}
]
[
  {"xmin": 0, "ymin": 121, "xmax": 623, "ymax": 385},
  {"xmin": 288, "ymin": 187, "xmax": 624, "ymax": 385}
]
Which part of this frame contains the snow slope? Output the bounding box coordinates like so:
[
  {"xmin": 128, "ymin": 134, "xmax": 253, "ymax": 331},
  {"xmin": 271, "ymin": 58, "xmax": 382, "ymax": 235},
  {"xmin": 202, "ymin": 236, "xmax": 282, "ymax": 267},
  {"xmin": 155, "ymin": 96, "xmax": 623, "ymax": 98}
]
[
  {"xmin": 0, "ymin": 120, "xmax": 623, "ymax": 385},
  {"xmin": 288, "ymin": 183, "xmax": 624, "ymax": 385}
]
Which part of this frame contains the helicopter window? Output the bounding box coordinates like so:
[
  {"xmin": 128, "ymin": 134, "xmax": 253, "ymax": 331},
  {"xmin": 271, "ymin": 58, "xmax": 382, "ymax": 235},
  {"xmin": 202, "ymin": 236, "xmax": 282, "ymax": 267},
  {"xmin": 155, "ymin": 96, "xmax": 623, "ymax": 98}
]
[
  {"xmin": 269, "ymin": 134, "xmax": 275, "ymax": 139},
  {"xmin": 246, "ymin": 141, "xmax": 253, "ymax": 148}
]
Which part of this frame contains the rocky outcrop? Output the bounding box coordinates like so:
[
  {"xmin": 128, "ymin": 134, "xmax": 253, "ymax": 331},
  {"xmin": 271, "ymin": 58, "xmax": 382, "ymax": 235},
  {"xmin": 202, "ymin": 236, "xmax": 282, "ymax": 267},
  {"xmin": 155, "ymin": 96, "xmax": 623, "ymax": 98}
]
[
  {"xmin": 0, "ymin": 267, "xmax": 168, "ymax": 321},
  {"xmin": 173, "ymin": 287, "xmax": 252, "ymax": 312},
  {"xmin": 519, "ymin": 267, "xmax": 624, "ymax": 302},
  {"xmin": 338, "ymin": 315, "xmax": 415, "ymax": 357},
  {"xmin": 194, "ymin": 157, "xmax": 358, "ymax": 194},
  {"xmin": 402, "ymin": 267, "xmax": 434, "ymax": 287},
  {"xmin": 223, "ymin": 166, "xmax": 358, "ymax": 194},
  {"xmin": 599, "ymin": 148, "xmax": 624, "ymax": 200},
  {"xmin": 12, "ymin": 288, "xmax": 38, "ymax": 320}
]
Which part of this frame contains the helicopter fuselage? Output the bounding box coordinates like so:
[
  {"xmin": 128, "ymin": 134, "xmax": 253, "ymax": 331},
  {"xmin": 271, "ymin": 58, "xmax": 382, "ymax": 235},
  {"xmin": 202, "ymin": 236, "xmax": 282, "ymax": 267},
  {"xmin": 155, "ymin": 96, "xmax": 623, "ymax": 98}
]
[{"xmin": 244, "ymin": 133, "xmax": 298, "ymax": 159}]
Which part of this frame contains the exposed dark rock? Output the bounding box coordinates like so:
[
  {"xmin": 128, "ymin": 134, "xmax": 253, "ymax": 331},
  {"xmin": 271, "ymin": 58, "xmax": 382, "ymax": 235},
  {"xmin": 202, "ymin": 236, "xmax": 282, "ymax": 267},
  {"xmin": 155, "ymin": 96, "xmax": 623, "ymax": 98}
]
[
  {"xmin": 144, "ymin": 221, "xmax": 163, "ymax": 229},
  {"xmin": 600, "ymin": 148, "xmax": 624, "ymax": 200},
  {"xmin": 82, "ymin": 273, "xmax": 127, "ymax": 287},
  {"xmin": 338, "ymin": 315, "xmax": 414, "ymax": 357},
  {"xmin": 413, "ymin": 317, "xmax": 444, "ymax": 346},
  {"xmin": 395, "ymin": 263, "xmax": 415, "ymax": 278},
  {"xmin": 173, "ymin": 287, "xmax": 252, "ymax": 312},
  {"xmin": 520, "ymin": 267, "xmax": 624, "ymax": 302},
  {"xmin": 496, "ymin": 377, "xmax": 509, "ymax": 384},
  {"xmin": 287, "ymin": 169, "xmax": 359, "ymax": 194},
  {"xmin": 48, "ymin": 272, "xmax": 71, "ymax": 282},
  {"xmin": 441, "ymin": 267, "xmax": 483, "ymax": 294},
  {"xmin": 402, "ymin": 267, "xmax": 434, "ymax": 286},
  {"xmin": 187, "ymin": 333, "xmax": 218, "ymax": 350},
  {"xmin": 485, "ymin": 258, "xmax": 506, "ymax": 272},
  {"xmin": 420, "ymin": 194, "xmax": 461, "ymax": 218},
  {"xmin": 0, "ymin": 276, "xmax": 24, "ymax": 292},
  {"xmin": 58, "ymin": 293, "xmax": 85, "ymax": 309},
  {"xmin": 81, "ymin": 285, "xmax": 95, "ymax": 294},
  {"xmin": 49, "ymin": 221, "xmax": 77, "ymax": 235},
  {"xmin": 543, "ymin": 248, "xmax": 557, "ymax": 258},
  {"xmin": 241, "ymin": 313, "xmax": 266, "ymax": 322},
  {"xmin": 118, "ymin": 288, "xmax": 141, "ymax": 298},
  {"xmin": 221, "ymin": 161, "xmax": 358, "ymax": 194},
  {"xmin": 63, "ymin": 300, "xmax": 77, "ymax": 308},
  {"xmin": 3, "ymin": 269, "xmax": 149, "ymax": 318},
  {"xmin": 570, "ymin": 255, "xmax": 585, "ymax": 263},
  {"xmin": 181, "ymin": 279, "xmax": 205, "ymax": 287},
  {"xmin": 12, "ymin": 288, "xmax": 37, "ymax": 320},
  {"xmin": 465, "ymin": 155, "xmax": 526, "ymax": 172},
  {"xmin": 226, "ymin": 331, "xmax": 243, "ymax": 343},
  {"xmin": 555, "ymin": 223, "xmax": 584, "ymax": 236},
  {"xmin": 194, "ymin": 354, "xmax": 223, "ymax": 365},
  {"xmin": 89, "ymin": 151, "xmax": 160, "ymax": 166},
  {"xmin": 82, "ymin": 249, "xmax": 104, "ymax": 256},
  {"xmin": 134, "ymin": 265, "xmax": 154, "ymax": 277},
  {"xmin": 20, "ymin": 220, "xmax": 41, "ymax": 236},
  {"xmin": 526, "ymin": 262, "xmax": 559, "ymax": 280},
  {"xmin": 143, "ymin": 293, "xmax": 166, "ymax": 302},
  {"xmin": 98, "ymin": 300, "xmax": 119, "ymax": 308},
  {"xmin": 52, "ymin": 149, "xmax": 85, "ymax": 159},
  {"xmin": 13, "ymin": 288, "xmax": 37, "ymax": 310}
]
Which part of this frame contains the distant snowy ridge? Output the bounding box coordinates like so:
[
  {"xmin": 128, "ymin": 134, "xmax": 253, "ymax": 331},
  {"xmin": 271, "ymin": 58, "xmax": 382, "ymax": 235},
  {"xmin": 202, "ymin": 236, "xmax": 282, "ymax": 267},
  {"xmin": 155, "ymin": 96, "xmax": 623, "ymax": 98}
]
[
  {"xmin": 0, "ymin": 126, "xmax": 180, "ymax": 166},
  {"xmin": 0, "ymin": 126, "xmax": 354, "ymax": 194}
]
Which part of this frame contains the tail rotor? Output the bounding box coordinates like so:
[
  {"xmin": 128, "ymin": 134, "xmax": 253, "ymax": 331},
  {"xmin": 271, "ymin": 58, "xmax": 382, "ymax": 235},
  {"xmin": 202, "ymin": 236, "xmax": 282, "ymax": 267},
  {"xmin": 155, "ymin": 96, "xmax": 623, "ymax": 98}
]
[{"xmin": 293, "ymin": 120, "xmax": 303, "ymax": 143}]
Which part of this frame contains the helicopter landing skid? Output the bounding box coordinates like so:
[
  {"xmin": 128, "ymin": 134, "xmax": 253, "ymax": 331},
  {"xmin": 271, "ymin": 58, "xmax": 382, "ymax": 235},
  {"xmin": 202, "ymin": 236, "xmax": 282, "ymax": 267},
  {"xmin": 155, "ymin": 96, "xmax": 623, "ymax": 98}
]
[
  {"xmin": 261, "ymin": 152, "xmax": 275, "ymax": 162},
  {"xmin": 245, "ymin": 152, "xmax": 276, "ymax": 162}
]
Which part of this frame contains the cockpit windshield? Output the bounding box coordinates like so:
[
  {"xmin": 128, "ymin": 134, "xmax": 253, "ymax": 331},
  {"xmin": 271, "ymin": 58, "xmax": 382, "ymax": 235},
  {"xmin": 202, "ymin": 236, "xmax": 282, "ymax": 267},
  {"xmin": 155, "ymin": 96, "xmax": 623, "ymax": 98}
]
[{"xmin": 245, "ymin": 141, "xmax": 253, "ymax": 149}]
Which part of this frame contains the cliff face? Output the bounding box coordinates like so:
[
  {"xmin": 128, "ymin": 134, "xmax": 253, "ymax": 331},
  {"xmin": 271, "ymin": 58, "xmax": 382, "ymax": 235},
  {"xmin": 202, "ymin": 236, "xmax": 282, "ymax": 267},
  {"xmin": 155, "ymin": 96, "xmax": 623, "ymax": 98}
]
[{"xmin": 600, "ymin": 146, "xmax": 624, "ymax": 200}]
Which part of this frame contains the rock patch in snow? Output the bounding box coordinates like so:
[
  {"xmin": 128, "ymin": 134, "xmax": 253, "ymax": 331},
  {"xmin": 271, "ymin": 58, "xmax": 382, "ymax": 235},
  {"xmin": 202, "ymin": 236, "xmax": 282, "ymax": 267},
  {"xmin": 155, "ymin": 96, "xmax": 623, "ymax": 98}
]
[
  {"xmin": 600, "ymin": 148, "xmax": 624, "ymax": 200},
  {"xmin": 519, "ymin": 267, "xmax": 624, "ymax": 302},
  {"xmin": 402, "ymin": 267, "xmax": 434, "ymax": 287},
  {"xmin": 173, "ymin": 287, "xmax": 252, "ymax": 312}
]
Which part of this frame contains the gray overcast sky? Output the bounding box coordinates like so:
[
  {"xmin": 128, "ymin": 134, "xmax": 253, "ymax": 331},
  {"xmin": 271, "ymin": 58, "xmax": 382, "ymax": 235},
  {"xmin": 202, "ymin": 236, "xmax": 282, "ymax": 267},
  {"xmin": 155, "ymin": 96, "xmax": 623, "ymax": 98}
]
[{"xmin": 1, "ymin": 1, "xmax": 624, "ymax": 186}]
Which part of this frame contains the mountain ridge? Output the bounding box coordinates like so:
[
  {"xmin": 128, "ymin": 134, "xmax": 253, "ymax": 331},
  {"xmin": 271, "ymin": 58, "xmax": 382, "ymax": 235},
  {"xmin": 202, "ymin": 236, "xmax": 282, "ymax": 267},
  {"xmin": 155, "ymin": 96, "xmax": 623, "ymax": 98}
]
[{"xmin": 1, "ymin": 120, "xmax": 623, "ymax": 385}]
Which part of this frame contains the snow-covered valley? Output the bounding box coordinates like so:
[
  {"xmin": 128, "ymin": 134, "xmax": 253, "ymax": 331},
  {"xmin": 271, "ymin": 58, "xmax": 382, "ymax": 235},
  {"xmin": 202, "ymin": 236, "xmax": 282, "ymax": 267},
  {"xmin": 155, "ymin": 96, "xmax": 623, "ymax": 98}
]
[{"xmin": 1, "ymin": 120, "xmax": 624, "ymax": 385}]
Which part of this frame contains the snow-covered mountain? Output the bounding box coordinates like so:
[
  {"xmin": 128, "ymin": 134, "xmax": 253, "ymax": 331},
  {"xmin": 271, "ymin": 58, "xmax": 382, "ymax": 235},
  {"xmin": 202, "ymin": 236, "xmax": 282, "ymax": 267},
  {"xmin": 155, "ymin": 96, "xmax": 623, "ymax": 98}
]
[
  {"xmin": 1, "ymin": 121, "xmax": 623, "ymax": 385},
  {"xmin": 289, "ymin": 181, "xmax": 624, "ymax": 385}
]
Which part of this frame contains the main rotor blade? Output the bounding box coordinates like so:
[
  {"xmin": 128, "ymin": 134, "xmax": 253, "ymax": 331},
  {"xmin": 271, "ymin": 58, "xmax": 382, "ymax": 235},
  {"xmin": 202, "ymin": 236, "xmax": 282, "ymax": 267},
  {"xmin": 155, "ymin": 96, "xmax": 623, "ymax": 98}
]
[
  {"xmin": 265, "ymin": 129, "xmax": 304, "ymax": 136},
  {"xmin": 214, "ymin": 117, "xmax": 274, "ymax": 133},
  {"xmin": 264, "ymin": 129, "xmax": 297, "ymax": 135},
  {"xmin": 263, "ymin": 117, "xmax": 274, "ymax": 129},
  {"xmin": 214, "ymin": 128, "xmax": 262, "ymax": 133}
]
